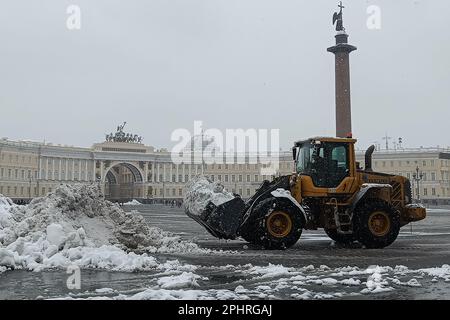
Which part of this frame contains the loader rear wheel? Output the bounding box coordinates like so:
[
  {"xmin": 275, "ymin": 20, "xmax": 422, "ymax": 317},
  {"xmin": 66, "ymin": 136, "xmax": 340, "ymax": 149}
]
[
  {"xmin": 354, "ymin": 199, "xmax": 400, "ymax": 249},
  {"xmin": 251, "ymin": 198, "xmax": 303, "ymax": 250},
  {"xmin": 324, "ymin": 228, "xmax": 355, "ymax": 244}
]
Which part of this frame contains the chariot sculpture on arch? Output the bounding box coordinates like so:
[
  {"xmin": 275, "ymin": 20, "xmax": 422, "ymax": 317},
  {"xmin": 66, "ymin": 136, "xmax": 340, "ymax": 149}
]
[{"xmin": 105, "ymin": 122, "xmax": 143, "ymax": 143}]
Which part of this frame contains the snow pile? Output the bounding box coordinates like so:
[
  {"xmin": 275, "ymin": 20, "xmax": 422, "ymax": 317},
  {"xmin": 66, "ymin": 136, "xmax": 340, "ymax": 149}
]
[
  {"xmin": 0, "ymin": 184, "xmax": 208, "ymax": 273},
  {"xmin": 123, "ymin": 199, "xmax": 141, "ymax": 206},
  {"xmin": 361, "ymin": 266, "xmax": 393, "ymax": 294},
  {"xmin": 0, "ymin": 194, "xmax": 15, "ymax": 242},
  {"xmin": 184, "ymin": 175, "xmax": 234, "ymax": 216},
  {"xmin": 419, "ymin": 264, "xmax": 450, "ymax": 281},
  {"xmin": 157, "ymin": 272, "xmax": 203, "ymax": 289},
  {"xmin": 247, "ymin": 263, "xmax": 293, "ymax": 279}
]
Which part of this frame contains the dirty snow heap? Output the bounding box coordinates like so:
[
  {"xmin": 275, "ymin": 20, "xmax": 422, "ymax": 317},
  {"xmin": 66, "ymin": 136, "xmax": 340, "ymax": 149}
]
[{"xmin": 0, "ymin": 184, "xmax": 207, "ymax": 273}]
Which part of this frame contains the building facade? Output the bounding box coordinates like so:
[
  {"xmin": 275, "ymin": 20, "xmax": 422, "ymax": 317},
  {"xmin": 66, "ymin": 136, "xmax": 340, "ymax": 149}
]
[
  {"xmin": 0, "ymin": 137, "xmax": 294, "ymax": 203},
  {"xmin": 1, "ymin": 137, "xmax": 449, "ymax": 205},
  {"xmin": 356, "ymin": 148, "xmax": 450, "ymax": 205}
]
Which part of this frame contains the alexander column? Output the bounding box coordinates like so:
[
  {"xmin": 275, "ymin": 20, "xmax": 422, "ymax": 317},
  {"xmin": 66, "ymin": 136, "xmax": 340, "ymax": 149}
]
[{"xmin": 327, "ymin": 2, "xmax": 357, "ymax": 138}]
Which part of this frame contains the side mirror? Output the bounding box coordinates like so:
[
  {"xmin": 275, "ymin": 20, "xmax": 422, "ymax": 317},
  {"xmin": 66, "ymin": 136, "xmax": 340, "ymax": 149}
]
[{"xmin": 292, "ymin": 147, "xmax": 298, "ymax": 161}]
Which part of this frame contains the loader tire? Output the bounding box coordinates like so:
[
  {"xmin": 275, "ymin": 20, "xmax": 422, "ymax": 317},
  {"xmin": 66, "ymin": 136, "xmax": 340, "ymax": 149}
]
[
  {"xmin": 324, "ymin": 228, "xmax": 355, "ymax": 244},
  {"xmin": 354, "ymin": 199, "xmax": 400, "ymax": 249},
  {"xmin": 251, "ymin": 198, "xmax": 303, "ymax": 250}
]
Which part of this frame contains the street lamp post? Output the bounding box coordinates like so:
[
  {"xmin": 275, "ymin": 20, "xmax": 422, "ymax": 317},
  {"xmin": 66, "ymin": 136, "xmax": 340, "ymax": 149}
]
[
  {"xmin": 162, "ymin": 180, "xmax": 165, "ymax": 201},
  {"xmin": 28, "ymin": 171, "xmax": 32, "ymax": 201},
  {"xmin": 412, "ymin": 166, "xmax": 423, "ymax": 203}
]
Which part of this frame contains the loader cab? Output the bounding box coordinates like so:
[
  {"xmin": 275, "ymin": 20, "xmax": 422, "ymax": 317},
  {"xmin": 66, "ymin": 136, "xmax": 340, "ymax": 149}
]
[{"xmin": 293, "ymin": 137, "xmax": 356, "ymax": 188}]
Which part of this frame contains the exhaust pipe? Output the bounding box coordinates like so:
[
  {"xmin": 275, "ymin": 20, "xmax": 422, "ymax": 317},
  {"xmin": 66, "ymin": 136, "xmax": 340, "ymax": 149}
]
[{"xmin": 365, "ymin": 145, "xmax": 375, "ymax": 172}]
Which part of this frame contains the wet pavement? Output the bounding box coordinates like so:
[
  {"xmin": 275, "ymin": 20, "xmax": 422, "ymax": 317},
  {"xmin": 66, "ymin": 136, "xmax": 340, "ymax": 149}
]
[{"xmin": 1, "ymin": 204, "xmax": 450, "ymax": 300}]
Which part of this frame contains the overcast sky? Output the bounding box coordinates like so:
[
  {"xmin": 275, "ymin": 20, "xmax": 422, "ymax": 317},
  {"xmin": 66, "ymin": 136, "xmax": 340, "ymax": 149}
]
[{"xmin": 0, "ymin": 0, "xmax": 449, "ymax": 151}]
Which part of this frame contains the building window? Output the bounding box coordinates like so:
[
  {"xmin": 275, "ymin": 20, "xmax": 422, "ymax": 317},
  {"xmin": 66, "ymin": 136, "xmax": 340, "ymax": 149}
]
[
  {"xmin": 255, "ymin": 175, "xmax": 259, "ymax": 182},
  {"xmin": 178, "ymin": 175, "xmax": 182, "ymax": 182},
  {"xmin": 246, "ymin": 175, "xmax": 250, "ymax": 182},
  {"xmin": 432, "ymin": 188, "xmax": 436, "ymax": 196},
  {"xmin": 232, "ymin": 175, "xmax": 235, "ymax": 182},
  {"xmin": 423, "ymin": 161, "xmax": 426, "ymax": 166},
  {"xmin": 225, "ymin": 175, "xmax": 229, "ymax": 182},
  {"xmin": 246, "ymin": 189, "xmax": 251, "ymax": 196},
  {"xmin": 185, "ymin": 175, "xmax": 189, "ymax": 182},
  {"xmin": 239, "ymin": 175, "xmax": 242, "ymax": 182},
  {"xmin": 431, "ymin": 172, "xmax": 436, "ymax": 181},
  {"xmin": 423, "ymin": 188, "xmax": 428, "ymax": 196}
]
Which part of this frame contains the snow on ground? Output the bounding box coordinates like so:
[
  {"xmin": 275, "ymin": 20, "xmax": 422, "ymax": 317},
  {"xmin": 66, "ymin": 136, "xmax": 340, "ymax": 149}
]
[
  {"xmin": 53, "ymin": 263, "xmax": 450, "ymax": 300},
  {"xmin": 0, "ymin": 185, "xmax": 211, "ymax": 274},
  {"xmin": 183, "ymin": 175, "xmax": 234, "ymax": 216}
]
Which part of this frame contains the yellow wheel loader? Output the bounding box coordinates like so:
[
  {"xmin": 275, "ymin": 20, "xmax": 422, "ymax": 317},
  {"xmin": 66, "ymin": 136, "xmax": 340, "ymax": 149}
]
[{"xmin": 185, "ymin": 137, "xmax": 426, "ymax": 249}]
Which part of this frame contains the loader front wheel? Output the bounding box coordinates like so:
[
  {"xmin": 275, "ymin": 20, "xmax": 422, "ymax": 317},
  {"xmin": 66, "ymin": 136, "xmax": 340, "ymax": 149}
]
[
  {"xmin": 252, "ymin": 198, "xmax": 303, "ymax": 250},
  {"xmin": 354, "ymin": 199, "xmax": 400, "ymax": 249}
]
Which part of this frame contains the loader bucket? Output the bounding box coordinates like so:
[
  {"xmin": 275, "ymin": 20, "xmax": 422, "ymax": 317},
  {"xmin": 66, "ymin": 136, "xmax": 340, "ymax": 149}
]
[{"xmin": 185, "ymin": 197, "xmax": 246, "ymax": 240}]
